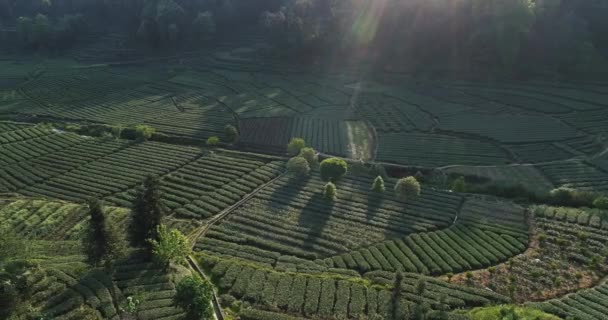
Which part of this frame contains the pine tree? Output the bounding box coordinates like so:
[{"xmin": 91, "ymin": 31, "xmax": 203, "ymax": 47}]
[
  {"xmin": 130, "ymin": 176, "xmax": 166, "ymax": 250},
  {"xmin": 413, "ymin": 279, "xmax": 429, "ymax": 320},
  {"xmin": 84, "ymin": 198, "xmax": 109, "ymax": 266},
  {"xmin": 371, "ymin": 175, "xmax": 385, "ymax": 192},
  {"xmin": 83, "ymin": 198, "xmax": 126, "ymax": 267},
  {"xmin": 391, "ymin": 271, "xmax": 404, "ymax": 320}
]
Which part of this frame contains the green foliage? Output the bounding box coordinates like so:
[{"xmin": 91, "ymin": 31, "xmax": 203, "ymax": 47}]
[
  {"xmin": 323, "ymin": 181, "xmax": 337, "ymax": 201},
  {"xmin": 451, "ymin": 176, "xmax": 467, "ymax": 192},
  {"xmin": 0, "ymin": 227, "xmax": 28, "ymax": 263},
  {"xmin": 0, "ymin": 279, "xmax": 19, "ymax": 319},
  {"xmin": 139, "ymin": 0, "xmax": 185, "ymax": 45},
  {"xmin": 54, "ymin": 14, "xmax": 86, "ymax": 46},
  {"xmin": 468, "ymin": 305, "xmax": 560, "ymax": 320},
  {"xmin": 394, "ymin": 176, "xmax": 421, "ymax": 200},
  {"xmin": 319, "ymin": 157, "xmax": 348, "ymax": 181},
  {"xmin": 135, "ymin": 124, "xmax": 156, "ymax": 141},
  {"xmin": 31, "ymin": 13, "xmax": 50, "ymax": 46},
  {"xmin": 391, "ymin": 271, "xmax": 404, "ymax": 319},
  {"xmin": 474, "ymin": 0, "xmax": 536, "ymax": 69},
  {"xmin": 371, "ymin": 175, "xmax": 385, "ymax": 192},
  {"xmin": 593, "ymin": 196, "xmax": 608, "ymax": 209},
  {"xmin": 298, "ymin": 147, "xmax": 318, "ymax": 167},
  {"xmin": 148, "ymin": 224, "xmax": 191, "ymax": 268},
  {"xmin": 224, "ymin": 124, "xmax": 238, "ymax": 143},
  {"xmin": 207, "ymin": 136, "xmax": 220, "ymax": 147},
  {"xmin": 286, "ymin": 156, "xmax": 310, "ymax": 177},
  {"xmin": 174, "ymin": 275, "xmax": 214, "ymax": 320},
  {"xmin": 130, "ymin": 176, "xmax": 166, "ymax": 250},
  {"xmin": 261, "ymin": 0, "xmax": 335, "ymax": 48},
  {"xmin": 547, "ymin": 187, "xmax": 597, "ymax": 207},
  {"xmin": 17, "ymin": 16, "xmax": 33, "ymax": 44},
  {"xmin": 287, "ymin": 137, "xmax": 306, "ymax": 156},
  {"xmin": 122, "ymin": 296, "xmax": 141, "ymax": 315},
  {"xmin": 83, "ymin": 198, "xmax": 108, "ymax": 266},
  {"xmin": 111, "ymin": 124, "xmax": 124, "ymax": 139},
  {"xmin": 83, "ymin": 198, "xmax": 126, "ymax": 267}
]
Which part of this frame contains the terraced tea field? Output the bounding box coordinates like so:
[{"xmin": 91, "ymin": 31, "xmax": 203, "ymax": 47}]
[{"xmin": 2, "ymin": 52, "xmax": 608, "ymax": 320}]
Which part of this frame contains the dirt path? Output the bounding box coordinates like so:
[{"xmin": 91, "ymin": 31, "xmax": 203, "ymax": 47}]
[
  {"xmin": 186, "ymin": 173, "xmax": 285, "ymax": 247},
  {"xmin": 183, "ymin": 172, "xmax": 285, "ymax": 320},
  {"xmin": 346, "ymin": 121, "xmax": 375, "ymax": 161}
]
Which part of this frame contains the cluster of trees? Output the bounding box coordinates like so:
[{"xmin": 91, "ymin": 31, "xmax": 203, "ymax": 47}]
[
  {"xmin": 286, "ymin": 137, "xmax": 421, "ymax": 202},
  {"xmin": 4, "ymin": 0, "xmax": 607, "ymax": 76},
  {"xmin": 82, "ymin": 176, "xmax": 188, "ymax": 268},
  {"xmin": 135, "ymin": 0, "xmax": 217, "ymax": 47},
  {"xmin": 80, "ymin": 175, "xmax": 214, "ymax": 318},
  {"xmin": 1, "ymin": 174, "xmax": 213, "ymax": 318},
  {"xmin": 450, "ymin": 175, "xmax": 608, "ymax": 209},
  {"xmin": 206, "ymin": 124, "xmax": 238, "ymax": 147},
  {"xmin": 286, "ymin": 137, "xmax": 318, "ymax": 176},
  {"xmin": 15, "ymin": 13, "xmax": 85, "ymax": 50},
  {"xmin": 260, "ymin": 0, "xmax": 608, "ymax": 76},
  {"xmin": 2, "ymin": 0, "xmax": 283, "ymax": 51}
]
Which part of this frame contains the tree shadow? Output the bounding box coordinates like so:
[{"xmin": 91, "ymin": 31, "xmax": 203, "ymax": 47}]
[
  {"xmin": 41, "ymin": 250, "xmax": 174, "ymax": 318},
  {"xmin": 267, "ymin": 174, "xmax": 310, "ymax": 210},
  {"xmin": 297, "ymin": 191, "xmax": 334, "ymax": 255},
  {"xmin": 365, "ymin": 192, "xmax": 383, "ymax": 221}
]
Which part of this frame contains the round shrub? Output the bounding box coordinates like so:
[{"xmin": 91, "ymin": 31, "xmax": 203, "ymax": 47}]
[
  {"xmin": 395, "ymin": 176, "xmax": 421, "ymax": 200},
  {"xmin": 299, "ymin": 147, "xmax": 318, "ymax": 167},
  {"xmin": 219, "ymin": 294, "xmax": 236, "ymax": 308},
  {"xmin": 320, "ymin": 157, "xmax": 348, "ymax": 181},
  {"xmin": 174, "ymin": 275, "xmax": 214, "ymax": 320},
  {"xmin": 324, "ymin": 182, "xmax": 337, "ymax": 201},
  {"xmin": 206, "ymin": 136, "xmax": 220, "ymax": 147},
  {"xmin": 135, "ymin": 124, "xmax": 156, "ymax": 141},
  {"xmin": 287, "ymin": 137, "xmax": 306, "ymax": 156},
  {"xmin": 286, "ymin": 156, "xmax": 310, "ymax": 177},
  {"xmin": 593, "ymin": 196, "xmax": 608, "ymax": 210}
]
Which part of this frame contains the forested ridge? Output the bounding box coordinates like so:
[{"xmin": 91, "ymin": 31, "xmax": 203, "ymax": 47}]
[{"xmin": 1, "ymin": 0, "xmax": 608, "ymax": 76}]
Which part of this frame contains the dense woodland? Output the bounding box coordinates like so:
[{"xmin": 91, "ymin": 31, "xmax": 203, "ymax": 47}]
[{"xmin": 1, "ymin": 0, "xmax": 608, "ymax": 76}]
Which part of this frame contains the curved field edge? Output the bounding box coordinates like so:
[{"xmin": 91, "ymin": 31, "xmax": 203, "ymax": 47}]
[{"xmin": 196, "ymin": 252, "xmax": 510, "ymax": 319}]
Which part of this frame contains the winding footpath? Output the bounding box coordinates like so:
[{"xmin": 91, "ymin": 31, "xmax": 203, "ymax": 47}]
[{"xmin": 185, "ymin": 173, "xmax": 286, "ymax": 320}]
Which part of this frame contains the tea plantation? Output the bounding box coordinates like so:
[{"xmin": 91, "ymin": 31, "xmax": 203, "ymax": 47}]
[{"xmin": 1, "ymin": 49, "xmax": 608, "ymax": 320}]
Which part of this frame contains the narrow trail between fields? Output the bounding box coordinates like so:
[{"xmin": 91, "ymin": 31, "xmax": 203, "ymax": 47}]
[
  {"xmin": 184, "ymin": 172, "xmax": 285, "ymax": 320},
  {"xmin": 186, "ymin": 172, "xmax": 285, "ymax": 246}
]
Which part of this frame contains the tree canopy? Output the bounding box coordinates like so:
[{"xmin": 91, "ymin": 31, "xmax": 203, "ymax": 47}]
[
  {"xmin": 286, "ymin": 156, "xmax": 310, "ymax": 177},
  {"xmin": 2, "ymin": 0, "xmax": 607, "ymax": 75},
  {"xmin": 394, "ymin": 176, "xmax": 421, "ymax": 200},
  {"xmin": 319, "ymin": 157, "xmax": 348, "ymax": 182},
  {"xmin": 148, "ymin": 224, "xmax": 191, "ymax": 268},
  {"xmin": 130, "ymin": 176, "xmax": 166, "ymax": 250},
  {"xmin": 174, "ymin": 275, "xmax": 215, "ymax": 320}
]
